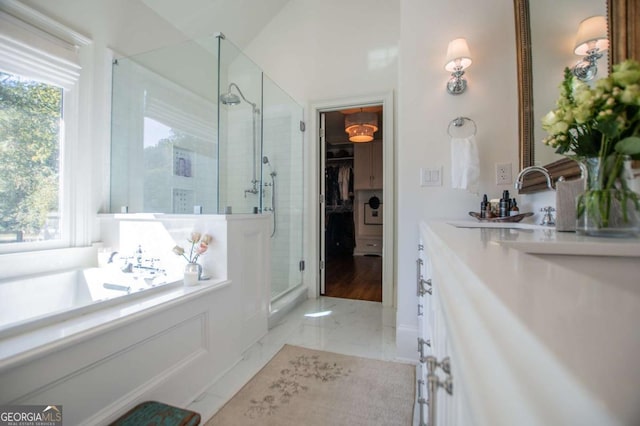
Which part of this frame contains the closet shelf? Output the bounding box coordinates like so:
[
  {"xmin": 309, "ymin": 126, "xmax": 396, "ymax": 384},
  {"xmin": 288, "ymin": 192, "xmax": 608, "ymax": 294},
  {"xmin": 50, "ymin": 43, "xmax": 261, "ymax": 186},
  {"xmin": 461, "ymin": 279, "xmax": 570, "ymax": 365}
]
[{"xmin": 327, "ymin": 156, "xmax": 354, "ymax": 161}]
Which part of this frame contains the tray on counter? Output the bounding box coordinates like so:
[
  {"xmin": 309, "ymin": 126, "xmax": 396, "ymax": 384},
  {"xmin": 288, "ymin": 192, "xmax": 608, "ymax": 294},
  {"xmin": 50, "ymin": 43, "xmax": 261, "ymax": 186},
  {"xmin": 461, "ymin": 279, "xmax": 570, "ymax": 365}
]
[{"xmin": 468, "ymin": 211, "xmax": 534, "ymax": 223}]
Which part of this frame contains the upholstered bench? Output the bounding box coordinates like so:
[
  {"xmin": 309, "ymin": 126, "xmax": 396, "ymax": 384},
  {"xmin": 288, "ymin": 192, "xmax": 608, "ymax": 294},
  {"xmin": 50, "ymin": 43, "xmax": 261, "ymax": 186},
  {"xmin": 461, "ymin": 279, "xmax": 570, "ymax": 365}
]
[{"xmin": 109, "ymin": 401, "xmax": 201, "ymax": 426}]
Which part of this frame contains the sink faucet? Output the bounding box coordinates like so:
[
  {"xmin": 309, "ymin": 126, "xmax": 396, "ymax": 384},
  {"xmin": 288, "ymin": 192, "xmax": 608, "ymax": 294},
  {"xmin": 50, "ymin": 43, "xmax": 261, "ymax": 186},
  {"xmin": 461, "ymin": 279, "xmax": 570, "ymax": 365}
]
[{"xmin": 515, "ymin": 166, "xmax": 555, "ymax": 191}]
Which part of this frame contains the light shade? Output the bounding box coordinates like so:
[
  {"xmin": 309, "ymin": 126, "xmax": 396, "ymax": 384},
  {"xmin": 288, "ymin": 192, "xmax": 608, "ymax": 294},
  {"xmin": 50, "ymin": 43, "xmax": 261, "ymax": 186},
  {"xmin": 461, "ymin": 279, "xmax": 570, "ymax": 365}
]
[
  {"xmin": 574, "ymin": 16, "xmax": 609, "ymax": 55},
  {"xmin": 345, "ymin": 112, "xmax": 379, "ymax": 143},
  {"xmin": 445, "ymin": 38, "xmax": 472, "ymax": 71}
]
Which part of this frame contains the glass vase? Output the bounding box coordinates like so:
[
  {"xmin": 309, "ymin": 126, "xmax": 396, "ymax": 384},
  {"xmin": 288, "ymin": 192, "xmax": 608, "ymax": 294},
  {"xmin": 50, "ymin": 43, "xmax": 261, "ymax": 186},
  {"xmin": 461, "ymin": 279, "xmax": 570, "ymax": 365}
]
[
  {"xmin": 576, "ymin": 155, "xmax": 640, "ymax": 237},
  {"xmin": 184, "ymin": 262, "xmax": 202, "ymax": 286}
]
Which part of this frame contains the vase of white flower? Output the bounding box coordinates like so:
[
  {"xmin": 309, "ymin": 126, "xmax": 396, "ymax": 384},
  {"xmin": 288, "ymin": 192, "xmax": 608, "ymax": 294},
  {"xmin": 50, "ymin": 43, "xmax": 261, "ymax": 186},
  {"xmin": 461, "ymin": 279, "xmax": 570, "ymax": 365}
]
[
  {"xmin": 173, "ymin": 231, "xmax": 212, "ymax": 286},
  {"xmin": 542, "ymin": 60, "xmax": 640, "ymax": 237},
  {"xmin": 576, "ymin": 155, "xmax": 639, "ymax": 236},
  {"xmin": 183, "ymin": 262, "xmax": 202, "ymax": 286}
]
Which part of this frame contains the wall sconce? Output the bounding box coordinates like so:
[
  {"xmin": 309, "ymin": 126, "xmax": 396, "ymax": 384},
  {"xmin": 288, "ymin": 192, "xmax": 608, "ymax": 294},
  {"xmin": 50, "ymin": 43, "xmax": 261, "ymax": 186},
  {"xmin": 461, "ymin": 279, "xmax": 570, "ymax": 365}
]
[
  {"xmin": 345, "ymin": 111, "xmax": 379, "ymax": 143},
  {"xmin": 445, "ymin": 38, "xmax": 472, "ymax": 95},
  {"xmin": 572, "ymin": 15, "xmax": 609, "ymax": 82}
]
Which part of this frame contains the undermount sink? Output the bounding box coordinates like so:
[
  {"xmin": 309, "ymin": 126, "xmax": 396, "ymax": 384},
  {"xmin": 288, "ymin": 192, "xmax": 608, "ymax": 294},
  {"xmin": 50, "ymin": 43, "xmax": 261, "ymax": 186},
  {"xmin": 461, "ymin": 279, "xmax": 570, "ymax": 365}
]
[
  {"xmin": 497, "ymin": 235, "xmax": 640, "ymax": 257},
  {"xmin": 447, "ymin": 220, "xmax": 549, "ymax": 230},
  {"xmin": 447, "ymin": 220, "xmax": 640, "ymax": 256}
]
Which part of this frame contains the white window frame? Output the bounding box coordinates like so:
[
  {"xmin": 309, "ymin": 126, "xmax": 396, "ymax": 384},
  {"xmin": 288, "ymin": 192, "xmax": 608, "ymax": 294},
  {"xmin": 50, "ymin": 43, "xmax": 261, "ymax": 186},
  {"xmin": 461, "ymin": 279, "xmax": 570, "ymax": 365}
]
[{"xmin": 0, "ymin": 2, "xmax": 91, "ymax": 255}]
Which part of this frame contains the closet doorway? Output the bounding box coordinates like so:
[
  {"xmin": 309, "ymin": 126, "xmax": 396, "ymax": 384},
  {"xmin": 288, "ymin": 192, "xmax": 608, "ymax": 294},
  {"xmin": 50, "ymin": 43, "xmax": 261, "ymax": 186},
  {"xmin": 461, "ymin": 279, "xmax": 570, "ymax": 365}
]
[{"xmin": 320, "ymin": 106, "xmax": 383, "ymax": 302}]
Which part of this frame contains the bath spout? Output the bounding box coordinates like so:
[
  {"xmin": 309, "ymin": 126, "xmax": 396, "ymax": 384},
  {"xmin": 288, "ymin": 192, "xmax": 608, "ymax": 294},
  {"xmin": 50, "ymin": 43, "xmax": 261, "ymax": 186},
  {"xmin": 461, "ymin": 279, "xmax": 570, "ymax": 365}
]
[{"xmin": 108, "ymin": 251, "xmax": 119, "ymax": 264}]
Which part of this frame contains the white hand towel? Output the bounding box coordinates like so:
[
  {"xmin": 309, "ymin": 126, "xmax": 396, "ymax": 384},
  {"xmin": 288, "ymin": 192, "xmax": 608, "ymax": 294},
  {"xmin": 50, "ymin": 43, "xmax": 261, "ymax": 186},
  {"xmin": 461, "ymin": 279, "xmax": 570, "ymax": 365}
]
[{"xmin": 450, "ymin": 135, "xmax": 480, "ymax": 193}]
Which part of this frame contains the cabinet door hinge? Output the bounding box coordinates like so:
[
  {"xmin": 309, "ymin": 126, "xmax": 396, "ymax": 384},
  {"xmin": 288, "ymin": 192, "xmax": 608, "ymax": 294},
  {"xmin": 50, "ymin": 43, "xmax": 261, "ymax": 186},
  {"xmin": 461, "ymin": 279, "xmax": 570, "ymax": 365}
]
[
  {"xmin": 320, "ymin": 260, "xmax": 325, "ymax": 270},
  {"xmin": 319, "ymin": 127, "xmax": 325, "ymax": 138}
]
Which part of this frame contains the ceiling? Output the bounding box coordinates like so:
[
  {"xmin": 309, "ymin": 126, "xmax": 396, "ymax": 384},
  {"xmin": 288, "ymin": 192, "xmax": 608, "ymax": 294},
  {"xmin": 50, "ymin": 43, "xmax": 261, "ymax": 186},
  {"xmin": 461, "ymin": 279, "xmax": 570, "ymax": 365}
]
[{"xmin": 20, "ymin": 0, "xmax": 291, "ymax": 56}]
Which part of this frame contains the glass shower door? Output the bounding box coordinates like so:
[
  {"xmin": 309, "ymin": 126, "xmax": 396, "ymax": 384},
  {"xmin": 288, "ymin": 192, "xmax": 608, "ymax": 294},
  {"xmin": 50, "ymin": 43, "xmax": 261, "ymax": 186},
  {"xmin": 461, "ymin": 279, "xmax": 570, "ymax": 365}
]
[{"xmin": 262, "ymin": 74, "xmax": 304, "ymax": 300}]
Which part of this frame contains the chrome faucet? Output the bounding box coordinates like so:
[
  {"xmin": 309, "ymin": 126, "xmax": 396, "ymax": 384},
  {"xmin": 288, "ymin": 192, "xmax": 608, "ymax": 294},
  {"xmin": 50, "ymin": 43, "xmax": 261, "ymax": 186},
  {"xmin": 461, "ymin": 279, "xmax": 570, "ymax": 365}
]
[
  {"xmin": 515, "ymin": 166, "xmax": 555, "ymax": 191},
  {"xmin": 244, "ymin": 179, "xmax": 260, "ymax": 197}
]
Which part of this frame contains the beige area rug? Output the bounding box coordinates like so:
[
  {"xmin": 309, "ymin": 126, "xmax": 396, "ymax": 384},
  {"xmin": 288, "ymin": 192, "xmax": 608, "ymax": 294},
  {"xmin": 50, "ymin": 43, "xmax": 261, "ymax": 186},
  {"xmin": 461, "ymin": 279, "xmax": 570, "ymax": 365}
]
[{"xmin": 206, "ymin": 344, "xmax": 415, "ymax": 426}]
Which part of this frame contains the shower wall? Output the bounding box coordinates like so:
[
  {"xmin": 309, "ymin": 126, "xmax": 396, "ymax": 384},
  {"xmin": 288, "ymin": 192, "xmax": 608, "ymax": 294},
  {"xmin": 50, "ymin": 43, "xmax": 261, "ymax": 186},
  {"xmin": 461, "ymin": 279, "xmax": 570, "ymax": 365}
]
[
  {"xmin": 110, "ymin": 35, "xmax": 304, "ymax": 300},
  {"xmin": 111, "ymin": 37, "xmax": 219, "ymax": 214}
]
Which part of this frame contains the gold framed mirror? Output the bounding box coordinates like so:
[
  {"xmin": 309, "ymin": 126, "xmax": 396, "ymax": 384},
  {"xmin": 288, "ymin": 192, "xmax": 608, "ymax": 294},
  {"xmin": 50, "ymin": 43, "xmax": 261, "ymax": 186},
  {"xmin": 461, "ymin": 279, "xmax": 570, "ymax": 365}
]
[{"xmin": 515, "ymin": 0, "xmax": 639, "ymax": 193}]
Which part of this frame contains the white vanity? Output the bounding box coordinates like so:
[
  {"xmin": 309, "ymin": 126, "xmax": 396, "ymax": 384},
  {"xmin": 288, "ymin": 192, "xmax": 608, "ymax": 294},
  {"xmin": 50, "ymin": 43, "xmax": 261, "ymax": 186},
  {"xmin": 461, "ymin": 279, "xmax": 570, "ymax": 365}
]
[{"xmin": 415, "ymin": 220, "xmax": 640, "ymax": 426}]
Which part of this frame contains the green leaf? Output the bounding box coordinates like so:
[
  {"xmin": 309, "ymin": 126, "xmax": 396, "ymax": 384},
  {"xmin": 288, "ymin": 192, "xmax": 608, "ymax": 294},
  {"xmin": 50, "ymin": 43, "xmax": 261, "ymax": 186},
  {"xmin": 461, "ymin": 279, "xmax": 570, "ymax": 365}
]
[{"xmin": 614, "ymin": 136, "xmax": 640, "ymax": 155}]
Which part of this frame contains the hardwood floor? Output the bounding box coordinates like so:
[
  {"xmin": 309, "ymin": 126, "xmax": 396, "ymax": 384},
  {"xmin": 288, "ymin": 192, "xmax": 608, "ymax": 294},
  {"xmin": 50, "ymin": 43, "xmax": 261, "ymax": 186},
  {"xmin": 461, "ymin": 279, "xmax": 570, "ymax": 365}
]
[{"xmin": 324, "ymin": 254, "xmax": 382, "ymax": 302}]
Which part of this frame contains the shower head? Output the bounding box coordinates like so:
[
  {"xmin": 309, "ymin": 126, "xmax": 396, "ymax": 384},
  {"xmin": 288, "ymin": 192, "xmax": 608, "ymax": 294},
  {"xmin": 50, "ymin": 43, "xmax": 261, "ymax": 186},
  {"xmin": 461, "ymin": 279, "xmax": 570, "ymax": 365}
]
[
  {"xmin": 219, "ymin": 91, "xmax": 241, "ymax": 105},
  {"xmin": 262, "ymin": 156, "xmax": 277, "ymax": 177},
  {"xmin": 219, "ymin": 82, "xmax": 259, "ymax": 112}
]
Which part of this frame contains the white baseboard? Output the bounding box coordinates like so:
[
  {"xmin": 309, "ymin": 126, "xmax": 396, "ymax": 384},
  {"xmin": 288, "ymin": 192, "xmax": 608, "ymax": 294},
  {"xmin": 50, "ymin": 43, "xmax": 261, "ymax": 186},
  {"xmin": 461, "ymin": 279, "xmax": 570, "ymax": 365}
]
[{"xmin": 396, "ymin": 324, "xmax": 418, "ymax": 362}]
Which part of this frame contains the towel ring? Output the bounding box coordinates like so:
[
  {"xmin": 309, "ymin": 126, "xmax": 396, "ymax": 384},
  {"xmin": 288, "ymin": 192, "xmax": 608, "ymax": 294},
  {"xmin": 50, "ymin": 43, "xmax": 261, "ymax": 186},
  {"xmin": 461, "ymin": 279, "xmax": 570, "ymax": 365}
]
[{"xmin": 447, "ymin": 116, "xmax": 477, "ymax": 137}]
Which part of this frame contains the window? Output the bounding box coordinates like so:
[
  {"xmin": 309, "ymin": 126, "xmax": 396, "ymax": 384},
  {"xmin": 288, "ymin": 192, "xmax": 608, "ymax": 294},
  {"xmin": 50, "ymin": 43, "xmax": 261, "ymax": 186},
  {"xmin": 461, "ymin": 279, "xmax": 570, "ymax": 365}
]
[
  {"xmin": 0, "ymin": 71, "xmax": 63, "ymax": 243},
  {"xmin": 0, "ymin": 7, "xmax": 87, "ymax": 254}
]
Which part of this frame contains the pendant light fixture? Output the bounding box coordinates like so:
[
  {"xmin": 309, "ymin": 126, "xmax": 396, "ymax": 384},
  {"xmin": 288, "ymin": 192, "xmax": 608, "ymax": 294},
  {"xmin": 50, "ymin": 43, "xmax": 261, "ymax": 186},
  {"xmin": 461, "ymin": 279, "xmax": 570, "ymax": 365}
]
[{"xmin": 345, "ymin": 110, "xmax": 379, "ymax": 143}]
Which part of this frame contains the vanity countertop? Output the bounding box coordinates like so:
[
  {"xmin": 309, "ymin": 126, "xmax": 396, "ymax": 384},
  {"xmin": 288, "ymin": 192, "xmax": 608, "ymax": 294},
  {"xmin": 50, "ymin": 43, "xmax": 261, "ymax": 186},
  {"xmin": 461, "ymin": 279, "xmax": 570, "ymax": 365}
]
[{"xmin": 421, "ymin": 220, "xmax": 640, "ymax": 425}]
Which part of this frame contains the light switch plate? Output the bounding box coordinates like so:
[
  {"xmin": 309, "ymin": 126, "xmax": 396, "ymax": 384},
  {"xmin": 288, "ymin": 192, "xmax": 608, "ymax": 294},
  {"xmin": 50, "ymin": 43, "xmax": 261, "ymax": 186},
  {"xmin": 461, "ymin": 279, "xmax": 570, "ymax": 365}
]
[{"xmin": 420, "ymin": 167, "xmax": 443, "ymax": 187}]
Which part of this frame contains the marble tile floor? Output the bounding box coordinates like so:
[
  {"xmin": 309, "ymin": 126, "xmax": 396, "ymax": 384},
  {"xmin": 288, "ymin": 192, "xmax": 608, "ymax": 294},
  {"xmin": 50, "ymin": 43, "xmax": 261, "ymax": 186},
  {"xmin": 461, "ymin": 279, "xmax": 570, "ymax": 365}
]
[{"xmin": 187, "ymin": 296, "xmax": 399, "ymax": 422}]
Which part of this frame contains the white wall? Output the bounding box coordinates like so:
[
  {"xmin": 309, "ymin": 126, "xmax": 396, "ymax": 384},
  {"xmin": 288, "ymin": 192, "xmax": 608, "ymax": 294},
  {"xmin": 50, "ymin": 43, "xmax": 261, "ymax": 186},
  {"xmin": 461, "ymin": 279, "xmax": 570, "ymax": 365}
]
[{"xmin": 395, "ymin": 0, "xmax": 522, "ymax": 357}]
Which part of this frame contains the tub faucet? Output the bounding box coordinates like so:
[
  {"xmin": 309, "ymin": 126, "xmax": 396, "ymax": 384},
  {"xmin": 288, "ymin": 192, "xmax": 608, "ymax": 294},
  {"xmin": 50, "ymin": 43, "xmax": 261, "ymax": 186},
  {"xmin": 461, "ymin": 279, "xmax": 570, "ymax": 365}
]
[
  {"xmin": 515, "ymin": 166, "xmax": 555, "ymax": 191},
  {"xmin": 107, "ymin": 251, "xmax": 119, "ymax": 264}
]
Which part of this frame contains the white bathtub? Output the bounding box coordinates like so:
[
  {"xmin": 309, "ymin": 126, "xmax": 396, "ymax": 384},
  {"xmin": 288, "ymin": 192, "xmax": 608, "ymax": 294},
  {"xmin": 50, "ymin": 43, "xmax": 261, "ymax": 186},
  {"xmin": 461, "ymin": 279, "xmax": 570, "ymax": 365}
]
[
  {"xmin": 0, "ymin": 215, "xmax": 271, "ymax": 425},
  {"xmin": 0, "ymin": 267, "xmax": 182, "ymax": 339}
]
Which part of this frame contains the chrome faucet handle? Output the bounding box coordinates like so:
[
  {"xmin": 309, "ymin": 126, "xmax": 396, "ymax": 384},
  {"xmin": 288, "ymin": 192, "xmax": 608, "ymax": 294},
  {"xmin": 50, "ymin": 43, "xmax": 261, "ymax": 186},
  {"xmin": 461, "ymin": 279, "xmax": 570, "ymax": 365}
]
[{"xmin": 540, "ymin": 206, "xmax": 556, "ymax": 226}]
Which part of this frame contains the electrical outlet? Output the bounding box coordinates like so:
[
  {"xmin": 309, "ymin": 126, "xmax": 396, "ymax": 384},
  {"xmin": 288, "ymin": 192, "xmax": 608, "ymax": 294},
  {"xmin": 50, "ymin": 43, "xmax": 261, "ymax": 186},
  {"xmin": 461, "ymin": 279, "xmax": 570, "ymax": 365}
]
[{"xmin": 495, "ymin": 163, "xmax": 512, "ymax": 185}]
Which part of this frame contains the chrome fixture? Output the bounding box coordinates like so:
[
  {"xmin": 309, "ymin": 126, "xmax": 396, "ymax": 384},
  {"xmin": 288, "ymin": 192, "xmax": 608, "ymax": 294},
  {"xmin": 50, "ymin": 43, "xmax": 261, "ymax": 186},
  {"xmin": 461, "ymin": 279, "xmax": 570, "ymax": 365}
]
[
  {"xmin": 417, "ymin": 337, "xmax": 431, "ymax": 362},
  {"xmin": 119, "ymin": 245, "xmax": 164, "ymax": 275},
  {"xmin": 417, "ymin": 378, "xmax": 428, "ymax": 426},
  {"xmin": 572, "ymin": 16, "xmax": 609, "ymax": 82},
  {"xmin": 423, "ymin": 355, "xmax": 453, "ymax": 426},
  {"xmin": 220, "ymin": 82, "xmax": 261, "ymax": 196},
  {"xmin": 424, "ymin": 355, "xmax": 451, "ymax": 375},
  {"xmin": 540, "ymin": 206, "xmax": 556, "ymax": 226},
  {"xmin": 445, "ymin": 38, "xmax": 472, "ymax": 95},
  {"xmin": 514, "ymin": 165, "xmax": 554, "ymax": 191},
  {"xmin": 262, "ymin": 156, "xmax": 277, "ymax": 237},
  {"xmin": 219, "ymin": 82, "xmax": 259, "ymax": 113}
]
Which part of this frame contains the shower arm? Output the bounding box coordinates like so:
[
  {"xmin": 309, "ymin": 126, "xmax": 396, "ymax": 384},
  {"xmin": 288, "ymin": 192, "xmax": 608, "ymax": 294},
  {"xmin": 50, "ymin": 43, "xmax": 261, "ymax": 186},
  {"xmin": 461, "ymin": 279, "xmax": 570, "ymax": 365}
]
[{"xmin": 227, "ymin": 83, "xmax": 259, "ymax": 113}]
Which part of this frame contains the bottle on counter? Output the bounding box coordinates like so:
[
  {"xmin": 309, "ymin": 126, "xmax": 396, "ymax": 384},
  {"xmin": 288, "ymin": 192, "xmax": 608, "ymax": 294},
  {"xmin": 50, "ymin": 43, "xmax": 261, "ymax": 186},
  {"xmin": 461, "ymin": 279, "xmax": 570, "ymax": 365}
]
[
  {"xmin": 480, "ymin": 194, "xmax": 488, "ymax": 218},
  {"xmin": 499, "ymin": 190, "xmax": 510, "ymax": 217},
  {"xmin": 510, "ymin": 199, "xmax": 520, "ymax": 216}
]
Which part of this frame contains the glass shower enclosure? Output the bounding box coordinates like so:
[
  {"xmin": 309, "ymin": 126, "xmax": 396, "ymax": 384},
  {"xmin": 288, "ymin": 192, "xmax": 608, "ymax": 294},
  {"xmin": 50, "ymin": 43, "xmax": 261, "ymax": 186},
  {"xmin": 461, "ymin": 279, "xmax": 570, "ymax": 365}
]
[{"xmin": 110, "ymin": 34, "xmax": 304, "ymax": 301}]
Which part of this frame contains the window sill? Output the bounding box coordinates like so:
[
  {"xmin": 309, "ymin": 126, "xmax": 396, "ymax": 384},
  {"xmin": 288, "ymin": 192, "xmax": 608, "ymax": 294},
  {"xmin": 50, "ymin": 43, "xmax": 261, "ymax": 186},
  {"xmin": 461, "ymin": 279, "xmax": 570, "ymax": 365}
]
[{"xmin": 0, "ymin": 246, "xmax": 96, "ymax": 281}]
